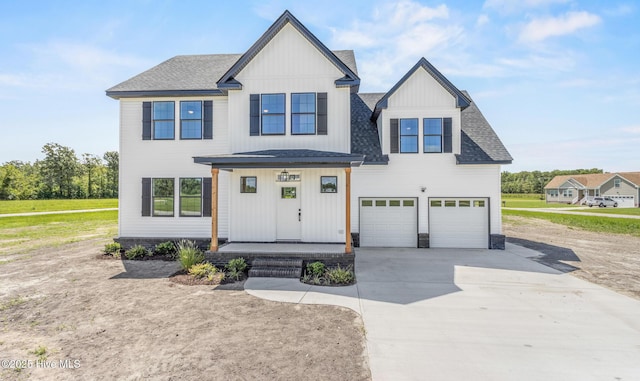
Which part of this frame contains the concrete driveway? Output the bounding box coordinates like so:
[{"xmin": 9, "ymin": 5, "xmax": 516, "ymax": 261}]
[{"xmin": 245, "ymin": 244, "xmax": 640, "ymax": 381}]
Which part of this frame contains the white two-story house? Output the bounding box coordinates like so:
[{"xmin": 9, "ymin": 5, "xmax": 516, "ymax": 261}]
[{"xmin": 106, "ymin": 10, "xmax": 512, "ymax": 253}]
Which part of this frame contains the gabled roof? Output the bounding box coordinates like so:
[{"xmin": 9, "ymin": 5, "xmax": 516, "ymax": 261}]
[
  {"xmin": 216, "ymin": 10, "xmax": 360, "ymax": 91},
  {"xmin": 456, "ymin": 91, "xmax": 512, "ymax": 164},
  {"xmin": 372, "ymin": 57, "xmax": 472, "ymax": 120},
  {"xmin": 544, "ymin": 172, "xmax": 640, "ymax": 189}
]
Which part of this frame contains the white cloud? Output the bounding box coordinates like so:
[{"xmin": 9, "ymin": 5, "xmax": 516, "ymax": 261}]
[
  {"xmin": 620, "ymin": 126, "xmax": 640, "ymax": 134},
  {"xmin": 602, "ymin": 3, "xmax": 635, "ymax": 17},
  {"xmin": 519, "ymin": 11, "xmax": 601, "ymax": 43},
  {"xmin": 483, "ymin": 0, "xmax": 570, "ymax": 13},
  {"xmin": 476, "ymin": 14, "xmax": 490, "ymax": 27}
]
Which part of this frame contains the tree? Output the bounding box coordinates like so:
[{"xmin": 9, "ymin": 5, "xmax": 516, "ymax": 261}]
[
  {"xmin": 82, "ymin": 153, "xmax": 103, "ymax": 198},
  {"xmin": 38, "ymin": 143, "xmax": 80, "ymax": 198},
  {"xmin": 103, "ymin": 151, "xmax": 119, "ymax": 198}
]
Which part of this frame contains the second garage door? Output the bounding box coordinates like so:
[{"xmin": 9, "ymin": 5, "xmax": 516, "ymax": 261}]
[
  {"xmin": 360, "ymin": 198, "xmax": 417, "ymax": 247},
  {"xmin": 429, "ymin": 198, "xmax": 489, "ymax": 249},
  {"xmin": 609, "ymin": 195, "xmax": 635, "ymax": 208}
]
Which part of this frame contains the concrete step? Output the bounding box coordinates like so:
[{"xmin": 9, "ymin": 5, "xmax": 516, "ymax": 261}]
[
  {"xmin": 249, "ymin": 267, "xmax": 302, "ymax": 278},
  {"xmin": 252, "ymin": 258, "xmax": 303, "ymax": 268}
]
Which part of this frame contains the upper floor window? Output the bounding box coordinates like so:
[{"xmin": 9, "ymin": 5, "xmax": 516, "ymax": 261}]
[
  {"xmin": 261, "ymin": 94, "xmax": 285, "ymax": 135},
  {"xmin": 291, "ymin": 93, "xmax": 316, "ymax": 134},
  {"xmin": 400, "ymin": 119, "xmax": 418, "ymax": 153},
  {"xmin": 424, "ymin": 118, "xmax": 443, "ymax": 153},
  {"xmin": 153, "ymin": 101, "xmax": 175, "ymax": 139},
  {"xmin": 614, "ymin": 178, "xmax": 621, "ymax": 188},
  {"xmin": 180, "ymin": 101, "xmax": 202, "ymax": 139}
]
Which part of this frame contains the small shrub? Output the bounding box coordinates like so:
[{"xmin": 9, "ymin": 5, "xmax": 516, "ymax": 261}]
[
  {"xmin": 225, "ymin": 258, "xmax": 248, "ymax": 281},
  {"xmin": 306, "ymin": 261, "xmax": 326, "ymax": 277},
  {"xmin": 30, "ymin": 345, "xmax": 47, "ymax": 361},
  {"xmin": 302, "ymin": 273, "xmax": 322, "ymax": 285},
  {"xmin": 188, "ymin": 262, "xmax": 219, "ymax": 281},
  {"xmin": 325, "ymin": 265, "xmax": 355, "ymax": 285},
  {"xmin": 154, "ymin": 241, "xmax": 176, "ymax": 258},
  {"xmin": 125, "ymin": 244, "xmax": 148, "ymax": 260},
  {"xmin": 177, "ymin": 239, "xmax": 204, "ymax": 270},
  {"xmin": 104, "ymin": 242, "xmax": 122, "ymax": 255}
]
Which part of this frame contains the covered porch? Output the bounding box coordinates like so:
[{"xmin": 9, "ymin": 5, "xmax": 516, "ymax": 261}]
[{"xmin": 194, "ymin": 149, "xmax": 364, "ymax": 255}]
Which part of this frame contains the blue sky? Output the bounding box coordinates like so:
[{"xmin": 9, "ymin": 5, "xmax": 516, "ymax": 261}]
[{"xmin": 0, "ymin": 0, "xmax": 638, "ymax": 172}]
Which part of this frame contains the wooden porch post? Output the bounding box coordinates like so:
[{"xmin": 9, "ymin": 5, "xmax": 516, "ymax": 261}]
[
  {"xmin": 210, "ymin": 167, "xmax": 219, "ymax": 252},
  {"xmin": 345, "ymin": 167, "xmax": 352, "ymax": 254}
]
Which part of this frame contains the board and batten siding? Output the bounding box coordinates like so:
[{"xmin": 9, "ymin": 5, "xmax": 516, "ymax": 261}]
[
  {"xmin": 227, "ymin": 23, "xmax": 351, "ymax": 154},
  {"xmin": 381, "ymin": 68, "xmax": 461, "ymax": 155},
  {"xmin": 352, "ymin": 156, "xmax": 503, "ymax": 236},
  {"xmin": 229, "ymin": 168, "xmax": 346, "ymax": 242},
  {"xmin": 118, "ymin": 98, "xmax": 230, "ymax": 238}
]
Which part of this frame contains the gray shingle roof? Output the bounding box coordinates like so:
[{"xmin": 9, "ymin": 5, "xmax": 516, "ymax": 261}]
[
  {"xmin": 351, "ymin": 93, "xmax": 388, "ymax": 164},
  {"xmin": 457, "ymin": 91, "xmax": 513, "ymax": 164},
  {"xmin": 106, "ymin": 50, "xmax": 358, "ymax": 98}
]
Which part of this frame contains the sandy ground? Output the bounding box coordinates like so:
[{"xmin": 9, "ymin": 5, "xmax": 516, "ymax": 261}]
[
  {"xmin": 0, "ymin": 240, "xmax": 370, "ymax": 381},
  {"xmin": 504, "ymin": 215, "xmax": 640, "ymax": 300}
]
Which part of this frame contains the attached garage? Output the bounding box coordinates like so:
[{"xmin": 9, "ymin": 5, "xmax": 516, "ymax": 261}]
[
  {"xmin": 429, "ymin": 198, "xmax": 489, "ymax": 249},
  {"xmin": 608, "ymin": 195, "xmax": 635, "ymax": 208},
  {"xmin": 359, "ymin": 198, "xmax": 417, "ymax": 247}
]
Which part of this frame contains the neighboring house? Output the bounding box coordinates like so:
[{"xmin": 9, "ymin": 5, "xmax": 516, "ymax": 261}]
[
  {"xmin": 544, "ymin": 172, "xmax": 640, "ymax": 207},
  {"xmin": 106, "ymin": 10, "xmax": 512, "ymax": 252}
]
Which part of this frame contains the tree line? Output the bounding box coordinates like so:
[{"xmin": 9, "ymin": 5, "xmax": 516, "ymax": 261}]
[
  {"xmin": 501, "ymin": 168, "xmax": 603, "ymax": 194},
  {"xmin": 0, "ymin": 143, "xmax": 118, "ymax": 200}
]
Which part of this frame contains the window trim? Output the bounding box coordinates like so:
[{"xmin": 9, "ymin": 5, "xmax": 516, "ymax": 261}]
[
  {"xmin": 320, "ymin": 176, "xmax": 337, "ymax": 193},
  {"xmin": 152, "ymin": 101, "xmax": 175, "ymax": 140},
  {"xmin": 291, "ymin": 92, "xmax": 317, "ymax": 135},
  {"xmin": 240, "ymin": 176, "xmax": 257, "ymax": 193},
  {"xmin": 423, "ymin": 118, "xmax": 443, "ymax": 153},
  {"xmin": 152, "ymin": 178, "xmax": 175, "ymax": 217},
  {"xmin": 180, "ymin": 101, "xmax": 203, "ymax": 140},
  {"xmin": 179, "ymin": 177, "xmax": 203, "ymax": 217},
  {"xmin": 261, "ymin": 93, "xmax": 286, "ymax": 135},
  {"xmin": 399, "ymin": 118, "xmax": 419, "ymax": 153}
]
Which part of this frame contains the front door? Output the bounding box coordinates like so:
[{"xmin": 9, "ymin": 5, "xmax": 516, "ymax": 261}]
[{"xmin": 277, "ymin": 186, "xmax": 301, "ymax": 240}]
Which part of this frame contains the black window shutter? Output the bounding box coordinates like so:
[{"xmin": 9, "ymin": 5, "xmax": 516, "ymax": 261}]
[
  {"xmin": 203, "ymin": 101, "xmax": 213, "ymax": 139},
  {"xmin": 142, "ymin": 102, "xmax": 152, "ymax": 140},
  {"xmin": 202, "ymin": 177, "xmax": 212, "ymax": 217},
  {"xmin": 250, "ymin": 94, "xmax": 260, "ymax": 136},
  {"xmin": 141, "ymin": 178, "xmax": 151, "ymax": 216},
  {"xmin": 443, "ymin": 117, "xmax": 452, "ymax": 153},
  {"xmin": 317, "ymin": 92, "xmax": 328, "ymax": 135},
  {"xmin": 390, "ymin": 119, "xmax": 399, "ymax": 153}
]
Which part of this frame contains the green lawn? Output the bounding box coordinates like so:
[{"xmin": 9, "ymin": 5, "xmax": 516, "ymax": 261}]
[
  {"xmin": 571, "ymin": 207, "xmax": 640, "ymax": 216},
  {"xmin": 0, "ymin": 210, "xmax": 117, "ymax": 259},
  {"xmin": 501, "ymin": 194, "xmax": 577, "ymax": 208},
  {"xmin": 503, "ymin": 209, "xmax": 640, "ymax": 237},
  {"xmin": 0, "ymin": 199, "xmax": 118, "ymax": 214}
]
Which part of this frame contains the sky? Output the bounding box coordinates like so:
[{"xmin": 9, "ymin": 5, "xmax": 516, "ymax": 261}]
[{"xmin": 0, "ymin": 0, "xmax": 638, "ymax": 172}]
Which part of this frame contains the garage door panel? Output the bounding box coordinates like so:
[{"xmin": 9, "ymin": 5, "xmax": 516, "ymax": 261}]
[
  {"xmin": 429, "ymin": 198, "xmax": 488, "ymax": 249},
  {"xmin": 360, "ymin": 198, "xmax": 417, "ymax": 247}
]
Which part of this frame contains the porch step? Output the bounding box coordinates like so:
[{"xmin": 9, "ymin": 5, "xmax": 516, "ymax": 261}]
[{"xmin": 249, "ymin": 258, "xmax": 303, "ymax": 278}]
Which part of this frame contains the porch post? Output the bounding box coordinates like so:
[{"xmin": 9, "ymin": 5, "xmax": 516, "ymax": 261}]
[
  {"xmin": 345, "ymin": 167, "xmax": 352, "ymax": 254},
  {"xmin": 210, "ymin": 167, "xmax": 219, "ymax": 252}
]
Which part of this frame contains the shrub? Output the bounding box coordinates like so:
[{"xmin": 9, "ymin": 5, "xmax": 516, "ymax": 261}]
[
  {"xmin": 154, "ymin": 241, "xmax": 176, "ymax": 258},
  {"xmin": 125, "ymin": 244, "xmax": 148, "ymax": 260},
  {"xmin": 325, "ymin": 265, "xmax": 355, "ymax": 285},
  {"xmin": 177, "ymin": 239, "xmax": 204, "ymax": 270},
  {"xmin": 188, "ymin": 262, "xmax": 219, "ymax": 281},
  {"xmin": 225, "ymin": 258, "xmax": 248, "ymax": 281},
  {"xmin": 306, "ymin": 261, "xmax": 326, "ymax": 277},
  {"xmin": 104, "ymin": 242, "xmax": 122, "ymax": 255}
]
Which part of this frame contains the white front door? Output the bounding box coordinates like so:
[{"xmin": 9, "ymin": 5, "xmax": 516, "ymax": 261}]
[{"xmin": 277, "ymin": 186, "xmax": 301, "ymax": 240}]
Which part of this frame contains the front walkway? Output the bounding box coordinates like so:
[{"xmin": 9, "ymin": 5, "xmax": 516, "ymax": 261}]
[{"xmin": 245, "ymin": 244, "xmax": 640, "ymax": 381}]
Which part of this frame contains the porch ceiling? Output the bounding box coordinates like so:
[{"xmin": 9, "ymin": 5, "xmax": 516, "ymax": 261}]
[{"xmin": 193, "ymin": 149, "xmax": 365, "ymax": 169}]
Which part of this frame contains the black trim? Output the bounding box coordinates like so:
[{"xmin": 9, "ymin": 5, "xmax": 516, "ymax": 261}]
[
  {"xmin": 443, "ymin": 117, "xmax": 452, "ymax": 153},
  {"xmin": 240, "ymin": 176, "xmax": 257, "ymax": 193},
  {"xmin": 390, "ymin": 119, "xmax": 399, "ymax": 153},
  {"xmin": 317, "ymin": 92, "xmax": 327, "ymax": 135},
  {"xmin": 142, "ymin": 102, "xmax": 151, "ymax": 140},
  {"xmin": 320, "ymin": 176, "xmax": 337, "ymax": 193},
  {"xmin": 250, "ymin": 94, "xmax": 260, "ymax": 136},
  {"xmin": 203, "ymin": 100, "xmax": 213, "ymax": 139},
  {"xmin": 202, "ymin": 177, "xmax": 212, "ymax": 217},
  {"xmin": 141, "ymin": 178, "xmax": 151, "ymax": 216}
]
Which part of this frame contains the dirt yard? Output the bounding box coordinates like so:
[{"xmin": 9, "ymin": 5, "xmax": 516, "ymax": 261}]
[
  {"xmin": 0, "ymin": 239, "xmax": 370, "ymax": 381},
  {"xmin": 504, "ymin": 215, "xmax": 640, "ymax": 300}
]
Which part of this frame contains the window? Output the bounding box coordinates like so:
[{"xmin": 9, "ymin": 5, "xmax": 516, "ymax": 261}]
[
  {"xmin": 241, "ymin": 177, "xmax": 257, "ymax": 193},
  {"xmin": 389, "ymin": 200, "xmax": 401, "ymax": 207},
  {"xmin": 281, "ymin": 187, "xmax": 297, "ymax": 199},
  {"xmin": 403, "ymin": 200, "xmax": 414, "ymax": 207},
  {"xmin": 180, "ymin": 178, "xmax": 202, "ymax": 216},
  {"xmin": 548, "ymin": 190, "xmax": 558, "ymax": 197},
  {"xmin": 320, "ymin": 176, "xmax": 337, "ymax": 193},
  {"xmin": 375, "ymin": 200, "xmax": 386, "ymax": 207},
  {"xmin": 444, "ymin": 200, "xmax": 456, "ymax": 207},
  {"xmin": 614, "ymin": 178, "xmax": 621, "ymax": 188},
  {"xmin": 400, "ymin": 119, "xmax": 418, "ymax": 153},
  {"xmin": 292, "ymin": 93, "xmax": 316, "ymax": 134},
  {"xmin": 153, "ymin": 101, "xmax": 175, "ymax": 139},
  {"xmin": 361, "ymin": 200, "xmax": 373, "ymax": 207},
  {"xmin": 423, "ymin": 118, "xmax": 443, "ymax": 153},
  {"xmin": 153, "ymin": 178, "xmax": 174, "ymax": 216},
  {"xmin": 261, "ymin": 94, "xmax": 285, "ymax": 134},
  {"xmin": 473, "ymin": 200, "xmax": 485, "ymax": 207},
  {"xmin": 459, "ymin": 200, "xmax": 471, "ymax": 207},
  {"xmin": 180, "ymin": 101, "xmax": 202, "ymax": 139},
  {"xmin": 430, "ymin": 200, "xmax": 442, "ymax": 207},
  {"xmin": 562, "ymin": 189, "xmax": 573, "ymax": 197}
]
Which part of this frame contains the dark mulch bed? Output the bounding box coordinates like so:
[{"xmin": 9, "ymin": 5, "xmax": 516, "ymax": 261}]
[
  {"xmin": 95, "ymin": 253, "xmax": 176, "ymax": 261},
  {"xmin": 169, "ymin": 270, "xmax": 246, "ymax": 286}
]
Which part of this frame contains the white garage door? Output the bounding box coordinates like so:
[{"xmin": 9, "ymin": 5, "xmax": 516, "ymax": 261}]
[
  {"xmin": 429, "ymin": 198, "xmax": 489, "ymax": 249},
  {"xmin": 360, "ymin": 198, "xmax": 417, "ymax": 247},
  {"xmin": 609, "ymin": 195, "xmax": 635, "ymax": 208}
]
